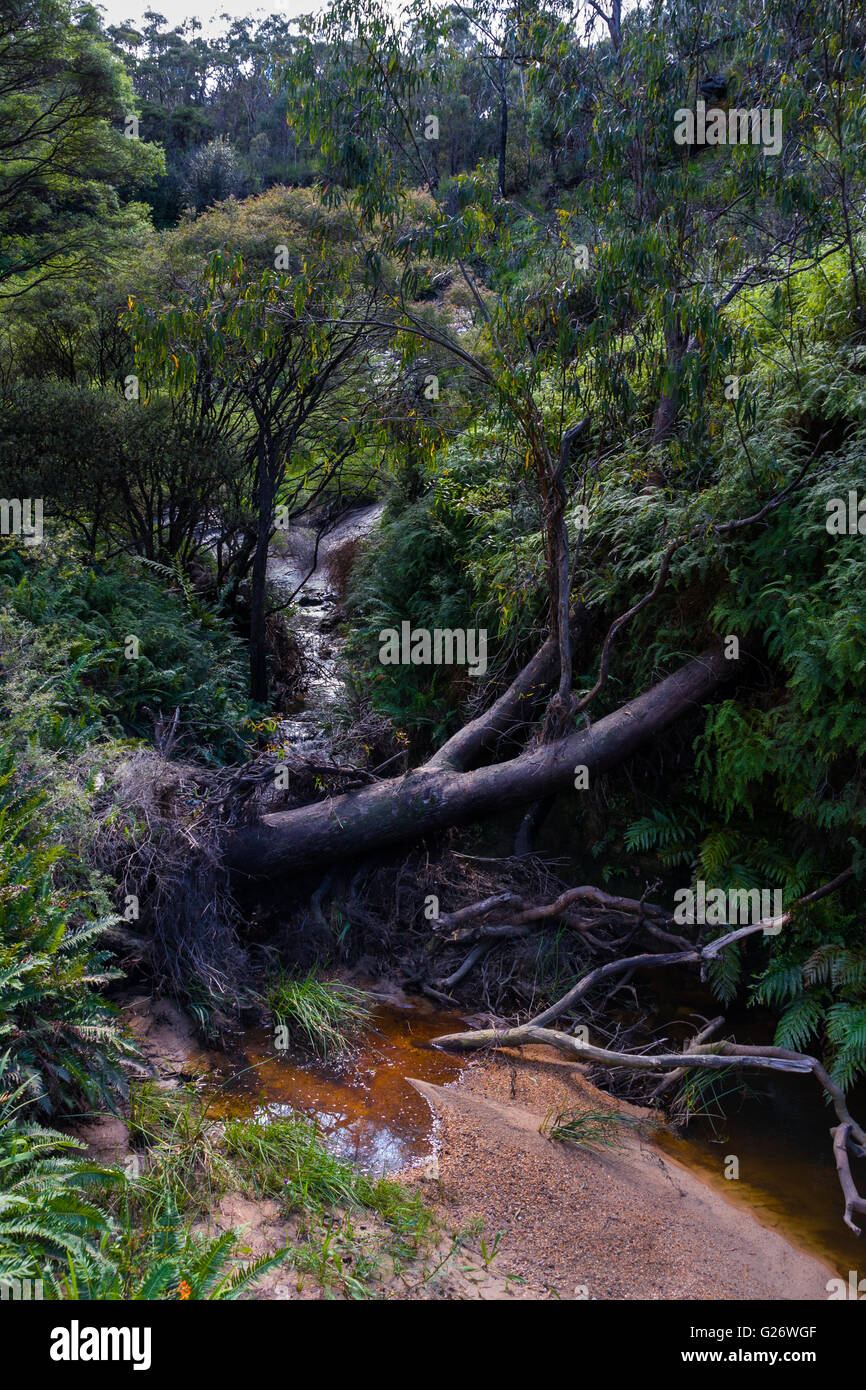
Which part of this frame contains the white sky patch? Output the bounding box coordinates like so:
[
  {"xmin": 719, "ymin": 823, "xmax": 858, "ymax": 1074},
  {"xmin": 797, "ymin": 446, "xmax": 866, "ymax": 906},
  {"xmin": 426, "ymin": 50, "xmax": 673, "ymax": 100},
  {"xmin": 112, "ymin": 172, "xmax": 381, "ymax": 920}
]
[
  {"xmin": 94, "ymin": 0, "xmax": 640, "ymax": 40},
  {"xmin": 94, "ymin": 2, "xmax": 317, "ymax": 34}
]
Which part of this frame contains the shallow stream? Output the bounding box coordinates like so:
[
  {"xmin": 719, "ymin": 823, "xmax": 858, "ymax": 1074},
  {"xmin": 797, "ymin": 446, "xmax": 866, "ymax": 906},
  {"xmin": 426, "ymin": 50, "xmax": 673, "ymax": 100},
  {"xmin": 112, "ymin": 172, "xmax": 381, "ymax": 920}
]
[
  {"xmin": 199, "ymin": 1000, "xmax": 469, "ymax": 1174},
  {"xmin": 243, "ymin": 508, "xmax": 865, "ymax": 1282}
]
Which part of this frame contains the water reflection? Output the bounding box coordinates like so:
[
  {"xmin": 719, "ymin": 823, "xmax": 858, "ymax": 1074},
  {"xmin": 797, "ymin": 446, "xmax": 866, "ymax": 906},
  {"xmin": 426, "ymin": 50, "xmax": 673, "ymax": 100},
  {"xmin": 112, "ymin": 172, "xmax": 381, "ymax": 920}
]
[
  {"xmin": 659, "ymin": 1072, "xmax": 866, "ymax": 1277},
  {"xmin": 202, "ymin": 1001, "xmax": 469, "ymax": 1174}
]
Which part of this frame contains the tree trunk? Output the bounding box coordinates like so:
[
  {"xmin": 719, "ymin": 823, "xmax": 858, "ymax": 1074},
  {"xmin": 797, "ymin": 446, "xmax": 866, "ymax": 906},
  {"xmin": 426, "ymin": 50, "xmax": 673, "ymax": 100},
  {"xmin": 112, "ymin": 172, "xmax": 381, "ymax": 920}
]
[
  {"xmin": 609, "ymin": 0, "xmax": 622, "ymax": 52},
  {"xmin": 225, "ymin": 647, "xmax": 729, "ymax": 876},
  {"xmin": 651, "ymin": 315, "xmax": 686, "ymax": 447},
  {"xmin": 497, "ymin": 56, "xmax": 508, "ymax": 198},
  {"xmin": 652, "ymin": 319, "xmax": 699, "ymax": 449},
  {"xmin": 425, "ymin": 634, "xmax": 559, "ymax": 771},
  {"xmin": 249, "ymin": 442, "xmax": 274, "ymax": 703}
]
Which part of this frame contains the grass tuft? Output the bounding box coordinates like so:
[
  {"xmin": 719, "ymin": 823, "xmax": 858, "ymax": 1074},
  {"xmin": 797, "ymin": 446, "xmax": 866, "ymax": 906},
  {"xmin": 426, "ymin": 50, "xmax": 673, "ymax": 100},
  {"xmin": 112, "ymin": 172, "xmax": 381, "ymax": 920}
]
[
  {"xmin": 540, "ymin": 1106, "xmax": 624, "ymax": 1150},
  {"xmin": 267, "ymin": 972, "xmax": 374, "ymax": 1058}
]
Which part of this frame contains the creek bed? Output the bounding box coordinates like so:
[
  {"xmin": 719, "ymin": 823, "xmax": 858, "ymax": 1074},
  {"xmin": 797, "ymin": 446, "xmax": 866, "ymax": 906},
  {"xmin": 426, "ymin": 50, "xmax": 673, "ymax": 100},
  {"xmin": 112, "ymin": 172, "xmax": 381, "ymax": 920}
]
[{"xmin": 197, "ymin": 999, "xmax": 470, "ymax": 1175}]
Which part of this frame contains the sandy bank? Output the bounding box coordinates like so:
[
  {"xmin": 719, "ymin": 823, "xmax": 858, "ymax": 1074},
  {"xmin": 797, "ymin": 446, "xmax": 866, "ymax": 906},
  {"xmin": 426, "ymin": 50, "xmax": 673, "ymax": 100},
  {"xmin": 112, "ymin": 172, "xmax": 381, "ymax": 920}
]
[{"xmin": 405, "ymin": 1044, "xmax": 836, "ymax": 1300}]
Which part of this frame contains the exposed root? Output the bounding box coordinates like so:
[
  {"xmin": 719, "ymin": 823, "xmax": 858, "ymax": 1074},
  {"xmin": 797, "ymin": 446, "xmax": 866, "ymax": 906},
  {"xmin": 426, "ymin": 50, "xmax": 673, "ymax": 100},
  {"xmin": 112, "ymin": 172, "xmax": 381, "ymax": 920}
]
[{"xmin": 430, "ymin": 867, "xmax": 866, "ymax": 1234}]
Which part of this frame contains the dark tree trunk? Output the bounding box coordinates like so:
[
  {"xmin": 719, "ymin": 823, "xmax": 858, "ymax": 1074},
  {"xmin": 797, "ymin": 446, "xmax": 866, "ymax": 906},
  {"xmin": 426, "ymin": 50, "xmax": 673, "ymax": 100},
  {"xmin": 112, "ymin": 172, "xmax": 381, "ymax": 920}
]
[
  {"xmin": 652, "ymin": 318, "xmax": 699, "ymax": 449},
  {"xmin": 249, "ymin": 443, "xmax": 275, "ymax": 703},
  {"xmin": 609, "ymin": 0, "xmax": 622, "ymax": 52},
  {"xmin": 225, "ymin": 648, "xmax": 729, "ymax": 876},
  {"xmin": 498, "ymin": 57, "xmax": 508, "ymax": 197},
  {"xmin": 652, "ymin": 316, "xmax": 687, "ymax": 447}
]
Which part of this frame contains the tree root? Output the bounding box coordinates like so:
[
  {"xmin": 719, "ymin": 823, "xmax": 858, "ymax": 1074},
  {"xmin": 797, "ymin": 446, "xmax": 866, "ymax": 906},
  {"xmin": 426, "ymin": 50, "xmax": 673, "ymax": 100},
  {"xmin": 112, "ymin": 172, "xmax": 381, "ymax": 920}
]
[{"xmin": 431, "ymin": 866, "xmax": 866, "ymax": 1233}]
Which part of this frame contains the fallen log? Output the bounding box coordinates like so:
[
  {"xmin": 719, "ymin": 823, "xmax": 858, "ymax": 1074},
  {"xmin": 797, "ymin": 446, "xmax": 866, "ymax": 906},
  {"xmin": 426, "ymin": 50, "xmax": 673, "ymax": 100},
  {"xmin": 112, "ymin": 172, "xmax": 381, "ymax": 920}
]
[
  {"xmin": 425, "ymin": 634, "xmax": 559, "ymax": 771},
  {"xmin": 224, "ymin": 646, "xmax": 729, "ymax": 876}
]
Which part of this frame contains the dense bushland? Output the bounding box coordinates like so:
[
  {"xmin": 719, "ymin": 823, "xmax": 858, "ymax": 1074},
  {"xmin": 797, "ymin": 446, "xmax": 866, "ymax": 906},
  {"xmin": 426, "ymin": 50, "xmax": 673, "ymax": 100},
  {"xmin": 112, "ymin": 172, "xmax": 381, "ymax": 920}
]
[{"xmin": 3, "ymin": 0, "xmax": 866, "ymax": 1294}]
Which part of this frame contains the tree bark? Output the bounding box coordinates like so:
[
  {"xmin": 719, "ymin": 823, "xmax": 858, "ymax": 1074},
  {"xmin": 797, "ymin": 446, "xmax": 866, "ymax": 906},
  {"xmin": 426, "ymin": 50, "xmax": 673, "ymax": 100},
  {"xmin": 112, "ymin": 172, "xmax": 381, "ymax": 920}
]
[
  {"xmin": 425, "ymin": 634, "xmax": 559, "ymax": 772},
  {"xmin": 651, "ymin": 316, "xmax": 688, "ymax": 448},
  {"xmin": 249, "ymin": 441, "xmax": 274, "ymax": 703},
  {"xmin": 225, "ymin": 646, "xmax": 729, "ymax": 876},
  {"xmin": 497, "ymin": 56, "xmax": 508, "ymax": 198}
]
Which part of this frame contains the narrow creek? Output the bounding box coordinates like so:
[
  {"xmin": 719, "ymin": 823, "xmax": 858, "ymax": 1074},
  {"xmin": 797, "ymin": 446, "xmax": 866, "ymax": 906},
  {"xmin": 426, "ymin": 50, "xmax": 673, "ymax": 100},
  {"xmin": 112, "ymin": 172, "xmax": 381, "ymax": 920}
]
[
  {"xmin": 224, "ymin": 503, "xmax": 863, "ymax": 1281},
  {"xmin": 266, "ymin": 500, "xmax": 384, "ymax": 757}
]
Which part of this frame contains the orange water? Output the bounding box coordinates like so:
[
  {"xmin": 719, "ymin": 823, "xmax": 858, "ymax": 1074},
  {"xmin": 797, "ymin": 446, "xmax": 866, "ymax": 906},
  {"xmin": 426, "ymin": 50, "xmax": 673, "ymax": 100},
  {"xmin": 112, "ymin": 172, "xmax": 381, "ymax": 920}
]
[
  {"xmin": 656, "ymin": 1073, "xmax": 866, "ymax": 1278},
  {"xmin": 198, "ymin": 1000, "xmax": 469, "ymax": 1174},
  {"xmin": 198, "ymin": 996, "xmax": 865, "ymax": 1274}
]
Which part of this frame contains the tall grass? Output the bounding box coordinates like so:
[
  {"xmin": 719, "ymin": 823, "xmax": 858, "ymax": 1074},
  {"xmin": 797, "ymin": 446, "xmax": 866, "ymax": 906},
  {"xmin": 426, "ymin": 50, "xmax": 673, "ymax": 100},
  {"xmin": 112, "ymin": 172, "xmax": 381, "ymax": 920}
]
[
  {"xmin": 223, "ymin": 1115, "xmax": 434, "ymax": 1243},
  {"xmin": 267, "ymin": 973, "xmax": 374, "ymax": 1058}
]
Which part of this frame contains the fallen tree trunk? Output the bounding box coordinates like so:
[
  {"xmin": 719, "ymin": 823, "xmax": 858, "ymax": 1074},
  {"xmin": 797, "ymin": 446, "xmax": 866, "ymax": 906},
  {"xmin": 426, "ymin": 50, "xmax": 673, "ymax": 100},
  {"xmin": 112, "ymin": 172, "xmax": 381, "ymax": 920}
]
[
  {"xmin": 425, "ymin": 634, "xmax": 559, "ymax": 772},
  {"xmin": 225, "ymin": 647, "xmax": 729, "ymax": 876}
]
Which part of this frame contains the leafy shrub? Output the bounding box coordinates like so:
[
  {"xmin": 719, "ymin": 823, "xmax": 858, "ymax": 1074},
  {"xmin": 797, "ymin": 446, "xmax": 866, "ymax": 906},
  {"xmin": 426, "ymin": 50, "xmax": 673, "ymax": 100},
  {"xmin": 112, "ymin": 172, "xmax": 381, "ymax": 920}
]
[
  {"xmin": 0, "ymin": 538, "xmax": 249, "ymax": 763},
  {"xmin": 0, "ymin": 1067, "xmax": 119, "ymax": 1294}
]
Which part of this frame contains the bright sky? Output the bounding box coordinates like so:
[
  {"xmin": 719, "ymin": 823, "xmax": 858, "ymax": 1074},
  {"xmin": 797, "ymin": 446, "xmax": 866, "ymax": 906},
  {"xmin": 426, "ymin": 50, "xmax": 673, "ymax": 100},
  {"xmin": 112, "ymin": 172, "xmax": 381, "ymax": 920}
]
[
  {"xmin": 94, "ymin": 0, "xmax": 634, "ymax": 37},
  {"xmin": 94, "ymin": 2, "xmax": 317, "ymax": 33}
]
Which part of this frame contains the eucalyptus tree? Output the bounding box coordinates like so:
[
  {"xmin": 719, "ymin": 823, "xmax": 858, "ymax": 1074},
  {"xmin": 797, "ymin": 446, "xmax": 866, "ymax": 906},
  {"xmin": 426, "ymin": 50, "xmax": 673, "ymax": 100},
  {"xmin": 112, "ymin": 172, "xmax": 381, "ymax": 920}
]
[
  {"xmin": 223, "ymin": 0, "xmax": 865, "ymax": 860},
  {"xmin": 216, "ymin": 1, "xmax": 866, "ymax": 1218},
  {"xmin": 127, "ymin": 221, "xmax": 385, "ymax": 702},
  {"xmin": 574, "ymin": 0, "xmax": 852, "ymax": 455},
  {"xmin": 0, "ymin": 0, "xmax": 162, "ymax": 300},
  {"xmin": 284, "ymin": 0, "xmax": 603, "ymax": 709}
]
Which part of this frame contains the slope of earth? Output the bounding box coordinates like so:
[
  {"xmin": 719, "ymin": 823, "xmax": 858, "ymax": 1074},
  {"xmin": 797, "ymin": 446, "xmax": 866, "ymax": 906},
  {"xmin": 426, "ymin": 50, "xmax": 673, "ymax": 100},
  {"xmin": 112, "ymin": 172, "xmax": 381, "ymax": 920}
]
[{"xmin": 407, "ymin": 1047, "xmax": 836, "ymax": 1300}]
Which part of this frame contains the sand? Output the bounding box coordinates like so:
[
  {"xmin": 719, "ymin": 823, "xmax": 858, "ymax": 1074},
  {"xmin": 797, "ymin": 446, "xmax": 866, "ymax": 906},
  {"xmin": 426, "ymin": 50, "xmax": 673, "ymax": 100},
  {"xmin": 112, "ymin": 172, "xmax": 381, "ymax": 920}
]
[{"xmin": 402, "ymin": 1045, "xmax": 837, "ymax": 1300}]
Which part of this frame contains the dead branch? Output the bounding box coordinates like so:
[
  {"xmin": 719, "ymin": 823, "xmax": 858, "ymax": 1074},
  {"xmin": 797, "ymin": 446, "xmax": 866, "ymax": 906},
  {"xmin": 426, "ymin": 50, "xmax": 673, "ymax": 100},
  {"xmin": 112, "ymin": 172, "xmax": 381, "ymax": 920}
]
[
  {"xmin": 832, "ymin": 1124, "xmax": 866, "ymax": 1236},
  {"xmin": 649, "ymin": 1016, "xmax": 727, "ymax": 1100}
]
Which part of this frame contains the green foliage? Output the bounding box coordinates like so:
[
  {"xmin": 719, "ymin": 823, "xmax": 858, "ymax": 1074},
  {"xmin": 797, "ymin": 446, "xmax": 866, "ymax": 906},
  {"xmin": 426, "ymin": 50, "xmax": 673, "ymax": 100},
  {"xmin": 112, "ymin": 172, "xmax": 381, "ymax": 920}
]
[
  {"xmin": 0, "ymin": 382, "xmax": 243, "ymax": 568},
  {"xmin": 62, "ymin": 1200, "xmax": 285, "ymax": 1301},
  {"xmin": 223, "ymin": 1114, "xmax": 433, "ymax": 1243},
  {"xmin": 0, "ymin": 539, "xmax": 249, "ymax": 761},
  {"xmin": 0, "ymin": 756, "xmax": 136, "ymax": 1114},
  {"xmin": 625, "ymin": 806, "xmax": 700, "ymax": 867},
  {"xmin": 672, "ymin": 1065, "xmax": 744, "ymax": 1133},
  {"xmin": 3, "ymin": 0, "xmax": 866, "ymax": 1266},
  {"xmin": 0, "ymin": 1068, "xmax": 119, "ymax": 1293},
  {"xmin": 0, "ymin": 1071, "xmax": 282, "ymax": 1300},
  {"xmin": 753, "ymin": 938, "xmax": 866, "ymax": 1088},
  {"xmin": 540, "ymin": 1106, "xmax": 624, "ymax": 1149},
  {"xmin": 344, "ymin": 492, "xmax": 485, "ymax": 748},
  {"xmin": 0, "ymin": 0, "xmax": 162, "ymax": 298},
  {"xmin": 267, "ymin": 974, "xmax": 374, "ymax": 1059},
  {"xmin": 181, "ymin": 136, "xmax": 244, "ymax": 214}
]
